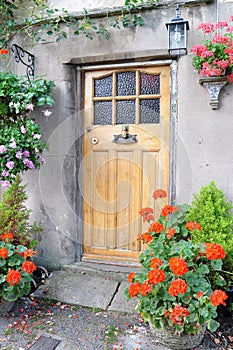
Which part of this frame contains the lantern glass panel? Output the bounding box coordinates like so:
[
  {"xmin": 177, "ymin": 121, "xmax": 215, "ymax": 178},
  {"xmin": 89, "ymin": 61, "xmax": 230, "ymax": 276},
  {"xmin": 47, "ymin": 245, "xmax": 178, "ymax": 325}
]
[{"xmin": 169, "ymin": 22, "xmax": 185, "ymax": 50}]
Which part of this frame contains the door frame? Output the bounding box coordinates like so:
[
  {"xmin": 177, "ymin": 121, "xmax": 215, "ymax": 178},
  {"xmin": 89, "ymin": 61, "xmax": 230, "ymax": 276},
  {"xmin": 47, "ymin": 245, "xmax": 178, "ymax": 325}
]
[{"xmin": 75, "ymin": 59, "xmax": 178, "ymax": 262}]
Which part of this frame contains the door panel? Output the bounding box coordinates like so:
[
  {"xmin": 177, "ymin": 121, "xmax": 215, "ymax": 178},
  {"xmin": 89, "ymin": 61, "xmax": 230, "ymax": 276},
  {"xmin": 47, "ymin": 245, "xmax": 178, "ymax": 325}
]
[{"xmin": 82, "ymin": 66, "xmax": 170, "ymax": 265}]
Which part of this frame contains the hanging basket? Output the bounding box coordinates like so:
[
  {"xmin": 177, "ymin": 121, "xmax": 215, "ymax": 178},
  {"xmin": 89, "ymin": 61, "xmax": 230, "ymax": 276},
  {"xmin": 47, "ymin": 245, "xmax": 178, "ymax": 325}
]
[
  {"xmin": 149, "ymin": 322, "xmax": 206, "ymax": 350},
  {"xmin": 199, "ymin": 75, "xmax": 228, "ymax": 110}
]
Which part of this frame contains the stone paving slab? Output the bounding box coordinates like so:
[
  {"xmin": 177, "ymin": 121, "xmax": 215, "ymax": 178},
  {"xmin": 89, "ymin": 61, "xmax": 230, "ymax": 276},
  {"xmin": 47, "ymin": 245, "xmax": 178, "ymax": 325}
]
[
  {"xmin": 39, "ymin": 269, "xmax": 138, "ymax": 313},
  {"xmin": 109, "ymin": 280, "xmax": 137, "ymax": 313},
  {"xmin": 42, "ymin": 270, "xmax": 119, "ymax": 310}
]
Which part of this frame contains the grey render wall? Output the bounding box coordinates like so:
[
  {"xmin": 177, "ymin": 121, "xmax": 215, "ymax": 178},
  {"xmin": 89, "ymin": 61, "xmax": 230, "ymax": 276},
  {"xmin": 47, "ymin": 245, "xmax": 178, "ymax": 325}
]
[
  {"xmin": 177, "ymin": 0, "xmax": 233, "ymax": 203},
  {"xmin": 4, "ymin": 0, "xmax": 233, "ymax": 269}
]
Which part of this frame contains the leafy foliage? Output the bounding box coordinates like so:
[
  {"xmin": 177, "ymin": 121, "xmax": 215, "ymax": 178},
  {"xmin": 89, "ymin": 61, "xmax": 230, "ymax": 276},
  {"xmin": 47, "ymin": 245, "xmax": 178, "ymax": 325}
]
[
  {"xmin": 0, "ymin": 0, "xmax": 159, "ymax": 47},
  {"xmin": 0, "ymin": 71, "xmax": 55, "ymax": 121},
  {"xmin": 186, "ymin": 181, "xmax": 233, "ymax": 286}
]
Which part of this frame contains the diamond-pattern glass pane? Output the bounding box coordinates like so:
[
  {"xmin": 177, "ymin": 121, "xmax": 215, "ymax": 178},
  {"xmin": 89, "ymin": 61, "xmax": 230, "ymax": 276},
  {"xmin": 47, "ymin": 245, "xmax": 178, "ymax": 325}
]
[
  {"xmin": 140, "ymin": 73, "xmax": 160, "ymax": 95},
  {"xmin": 94, "ymin": 75, "xmax": 112, "ymax": 97},
  {"xmin": 117, "ymin": 72, "xmax": 136, "ymax": 96},
  {"xmin": 140, "ymin": 99, "xmax": 160, "ymax": 124},
  {"xmin": 94, "ymin": 101, "xmax": 112, "ymax": 125},
  {"xmin": 116, "ymin": 100, "xmax": 135, "ymax": 124}
]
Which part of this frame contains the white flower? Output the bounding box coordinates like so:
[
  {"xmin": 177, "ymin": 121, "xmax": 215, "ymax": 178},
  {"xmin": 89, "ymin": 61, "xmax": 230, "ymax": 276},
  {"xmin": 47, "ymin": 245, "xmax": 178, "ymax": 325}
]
[
  {"xmin": 43, "ymin": 109, "xmax": 52, "ymax": 118},
  {"xmin": 9, "ymin": 139, "xmax": 17, "ymax": 148},
  {"xmin": 20, "ymin": 125, "xmax": 26, "ymax": 134},
  {"xmin": 25, "ymin": 103, "xmax": 34, "ymax": 112},
  {"xmin": 10, "ymin": 102, "xmax": 21, "ymax": 114},
  {"xmin": 33, "ymin": 134, "xmax": 41, "ymax": 139},
  {"xmin": 0, "ymin": 145, "xmax": 6, "ymax": 153}
]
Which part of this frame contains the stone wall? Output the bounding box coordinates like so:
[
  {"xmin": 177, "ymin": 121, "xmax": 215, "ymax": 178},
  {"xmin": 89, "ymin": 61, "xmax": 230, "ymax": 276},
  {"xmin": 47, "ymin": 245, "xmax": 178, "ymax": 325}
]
[{"xmin": 5, "ymin": 0, "xmax": 233, "ymax": 268}]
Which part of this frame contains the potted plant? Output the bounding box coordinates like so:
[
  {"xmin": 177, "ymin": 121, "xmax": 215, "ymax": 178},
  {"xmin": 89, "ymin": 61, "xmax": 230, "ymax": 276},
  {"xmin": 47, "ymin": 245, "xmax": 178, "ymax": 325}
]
[
  {"xmin": 0, "ymin": 176, "xmax": 41, "ymax": 312},
  {"xmin": 190, "ymin": 17, "xmax": 233, "ymax": 80},
  {"xmin": 0, "ymin": 236, "xmax": 38, "ymax": 303},
  {"xmin": 125, "ymin": 190, "xmax": 228, "ymax": 350}
]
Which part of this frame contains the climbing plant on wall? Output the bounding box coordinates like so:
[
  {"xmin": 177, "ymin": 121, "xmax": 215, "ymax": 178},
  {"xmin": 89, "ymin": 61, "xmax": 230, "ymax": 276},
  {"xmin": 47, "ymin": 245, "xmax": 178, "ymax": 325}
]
[{"xmin": 0, "ymin": 0, "xmax": 159, "ymax": 48}]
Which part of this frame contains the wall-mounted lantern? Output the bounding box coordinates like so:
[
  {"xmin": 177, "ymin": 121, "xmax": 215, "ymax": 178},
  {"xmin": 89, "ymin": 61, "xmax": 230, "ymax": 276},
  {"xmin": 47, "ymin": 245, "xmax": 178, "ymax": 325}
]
[{"xmin": 166, "ymin": 5, "xmax": 189, "ymax": 56}]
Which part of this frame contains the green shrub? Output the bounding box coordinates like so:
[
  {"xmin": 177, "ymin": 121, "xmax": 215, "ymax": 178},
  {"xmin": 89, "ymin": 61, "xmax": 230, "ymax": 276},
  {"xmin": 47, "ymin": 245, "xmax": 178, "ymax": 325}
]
[
  {"xmin": 0, "ymin": 175, "xmax": 41, "ymax": 247},
  {"xmin": 186, "ymin": 181, "xmax": 233, "ymax": 286}
]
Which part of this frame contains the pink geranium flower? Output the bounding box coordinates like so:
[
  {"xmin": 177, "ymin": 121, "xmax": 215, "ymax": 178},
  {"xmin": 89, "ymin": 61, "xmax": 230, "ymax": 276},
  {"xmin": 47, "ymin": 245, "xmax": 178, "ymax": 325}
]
[{"xmin": 191, "ymin": 17, "xmax": 233, "ymax": 81}]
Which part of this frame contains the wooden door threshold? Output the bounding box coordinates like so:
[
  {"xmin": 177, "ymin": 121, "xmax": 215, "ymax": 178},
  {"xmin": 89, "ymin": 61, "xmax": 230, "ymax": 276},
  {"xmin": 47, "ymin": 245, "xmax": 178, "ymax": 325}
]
[{"xmin": 82, "ymin": 253, "xmax": 141, "ymax": 267}]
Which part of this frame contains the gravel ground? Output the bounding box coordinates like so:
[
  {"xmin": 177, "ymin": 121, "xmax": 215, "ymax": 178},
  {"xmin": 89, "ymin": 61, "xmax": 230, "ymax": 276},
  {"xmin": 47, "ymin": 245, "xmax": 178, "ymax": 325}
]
[{"xmin": 0, "ymin": 297, "xmax": 232, "ymax": 350}]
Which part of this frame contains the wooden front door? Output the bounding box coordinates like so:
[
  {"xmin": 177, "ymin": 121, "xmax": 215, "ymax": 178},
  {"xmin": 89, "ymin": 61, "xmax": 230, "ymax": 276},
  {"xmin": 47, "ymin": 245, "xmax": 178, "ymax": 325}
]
[{"xmin": 82, "ymin": 66, "xmax": 170, "ymax": 265}]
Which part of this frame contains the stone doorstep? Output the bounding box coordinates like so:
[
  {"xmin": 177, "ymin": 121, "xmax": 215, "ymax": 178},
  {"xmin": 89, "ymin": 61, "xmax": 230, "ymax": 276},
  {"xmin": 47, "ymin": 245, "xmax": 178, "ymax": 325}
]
[
  {"xmin": 61, "ymin": 261, "xmax": 141, "ymax": 283},
  {"xmin": 60, "ymin": 262, "xmax": 140, "ymax": 312},
  {"xmin": 36, "ymin": 269, "xmax": 137, "ymax": 313}
]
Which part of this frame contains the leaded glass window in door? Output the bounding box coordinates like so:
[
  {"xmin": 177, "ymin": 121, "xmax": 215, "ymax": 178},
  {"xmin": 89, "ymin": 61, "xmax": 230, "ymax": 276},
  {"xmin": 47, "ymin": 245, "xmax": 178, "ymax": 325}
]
[{"xmin": 92, "ymin": 69, "xmax": 161, "ymax": 125}]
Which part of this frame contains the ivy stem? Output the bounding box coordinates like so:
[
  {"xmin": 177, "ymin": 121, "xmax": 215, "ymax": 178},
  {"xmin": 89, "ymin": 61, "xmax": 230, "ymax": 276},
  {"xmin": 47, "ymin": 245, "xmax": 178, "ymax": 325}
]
[{"xmin": 220, "ymin": 269, "xmax": 233, "ymax": 275}]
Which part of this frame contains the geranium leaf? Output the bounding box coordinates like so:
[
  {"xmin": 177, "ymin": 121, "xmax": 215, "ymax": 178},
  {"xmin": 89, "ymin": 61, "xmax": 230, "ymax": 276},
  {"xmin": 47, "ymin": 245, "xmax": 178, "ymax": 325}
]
[
  {"xmin": 207, "ymin": 319, "xmax": 220, "ymax": 332},
  {"xmin": 210, "ymin": 259, "xmax": 222, "ymax": 270}
]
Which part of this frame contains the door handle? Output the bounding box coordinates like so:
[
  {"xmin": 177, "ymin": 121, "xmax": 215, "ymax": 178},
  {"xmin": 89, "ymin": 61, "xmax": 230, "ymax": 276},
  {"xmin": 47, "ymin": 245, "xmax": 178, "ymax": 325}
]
[{"xmin": 121, "ymin": 125, "xmax": 129, "ymax": 139}]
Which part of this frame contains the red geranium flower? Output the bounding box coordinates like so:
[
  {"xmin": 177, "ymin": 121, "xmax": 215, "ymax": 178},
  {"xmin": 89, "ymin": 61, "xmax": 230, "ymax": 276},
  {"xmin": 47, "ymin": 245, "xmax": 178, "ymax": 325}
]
[
  {"xmin": 21, "ymin": 249, "xmax": 38, "ymax": 259},
  {"xmin": 148, "ymin": 269, "xmax": 166, "ymax": 284},
  {"xmin": 164, "ymin": 310, "xmax": 169, "ymax": 317},
  {"xmin": 165, "ymin": 228, "xmax": 176, "ymax": 239},
  {"xmin": 169, "ymin": 305, "xmax": 189, "ymax": 325},
  {"xmin": 169, "ymin": 257, "xmax": 189, "ymax": 276},
  {"xmin": 139, "ymin": 207, "xmax": 154, "ymax": 222},
  {"xmin": 0, "ymin": 233, "xmax": 14, "ymax": 241},
  {"xmin": 0, "ymin": 49, "xmax": 9, "ymax": 55},
  {"xmin": 152, "ymin": 189, "xmax": 167, "ymax": 200},
  {"xmin": 6, "ymin": 269, "xmax": 21, "ymax": 286},
  {"xmin": 197, "ymin": 291, "xmax": 204, "ymax": 299},
  {"xmin": 161, "ymin": 205, "xmax": 178, "ymax": 217},
  {"xmin": 21, "ymin": 261, "xmax": 37, "ymax": 274},
  {"xmin": 185, "ymin": 221, "xmax": 202, "ymax": 231},
  {"xmin": 210, "ymin": 289, "xmax": 228, "ymax": 307},
  {"xmin": 138, "ymin": 232, "xmax": 153, "ymax": 244},
  {"xmin": 140, "ymin": 282, "xmax": 153, "ymax": 296},
  {"xmin": 150, "ymin": 257, "xmax": 163, "ymax": 269},
  {"xmin": 0, "ymin": 247, "xmax": 8, "ymax": 259},
  {"xmin": 205, "ymin": 243, "xmax": 226, "ymax": 260},
  {"xmin": 127, "ymin": 273, "xmax": 136, "ymax": 283},
  {"xmin": 128, "ymin": 282, "xmax": 141, "ymax": 298},
  {"xmin": 148, "ymin": 222, "xmax": 164, "ymax": 234},
  {"xmin": 168, "ymin": 278, "xmax": 188, "ymax": 297}
]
